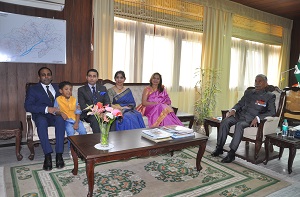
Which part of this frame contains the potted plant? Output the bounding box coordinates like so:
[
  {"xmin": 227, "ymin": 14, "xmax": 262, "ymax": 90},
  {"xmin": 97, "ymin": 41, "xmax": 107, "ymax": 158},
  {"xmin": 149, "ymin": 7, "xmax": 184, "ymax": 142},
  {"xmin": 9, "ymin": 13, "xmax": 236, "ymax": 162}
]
[{"xmin": 194, "ymin": 67, "xmax": 220, "ymax": 133}]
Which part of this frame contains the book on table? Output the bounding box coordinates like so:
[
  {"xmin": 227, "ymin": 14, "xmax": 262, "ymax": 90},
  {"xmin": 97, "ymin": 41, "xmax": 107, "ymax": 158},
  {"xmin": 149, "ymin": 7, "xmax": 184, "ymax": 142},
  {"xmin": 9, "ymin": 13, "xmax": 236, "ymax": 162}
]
[
  {"xmin": 160, "ymin": 125, "xmax": 195, "ymax": 139},
  {"xmin": 141, "ymin": 128, "xmax": 173, "ymax": 143}
]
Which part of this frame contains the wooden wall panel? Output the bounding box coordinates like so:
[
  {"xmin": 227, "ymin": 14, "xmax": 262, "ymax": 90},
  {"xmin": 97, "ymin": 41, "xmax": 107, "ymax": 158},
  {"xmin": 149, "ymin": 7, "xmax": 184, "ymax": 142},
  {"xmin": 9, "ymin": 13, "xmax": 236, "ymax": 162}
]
[{"xmin": 0, "ymin": 0, "xmax": 93, "ymax": 137}]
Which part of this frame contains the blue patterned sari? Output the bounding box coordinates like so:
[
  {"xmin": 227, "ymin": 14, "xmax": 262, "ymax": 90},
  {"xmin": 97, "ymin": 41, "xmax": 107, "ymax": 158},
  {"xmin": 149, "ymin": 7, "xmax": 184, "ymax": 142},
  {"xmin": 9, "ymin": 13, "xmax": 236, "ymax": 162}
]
[{"xmin": 111, "ymin": 88, "xmax": 146, "ymax": 131}]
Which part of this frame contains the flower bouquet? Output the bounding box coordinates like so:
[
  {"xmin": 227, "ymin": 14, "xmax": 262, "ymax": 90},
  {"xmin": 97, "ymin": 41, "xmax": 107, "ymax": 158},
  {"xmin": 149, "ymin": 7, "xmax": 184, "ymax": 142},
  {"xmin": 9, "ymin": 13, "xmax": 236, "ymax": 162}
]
[{"xmin": 84, "ymin": 102, "xmax": 122, "ymax": 149}]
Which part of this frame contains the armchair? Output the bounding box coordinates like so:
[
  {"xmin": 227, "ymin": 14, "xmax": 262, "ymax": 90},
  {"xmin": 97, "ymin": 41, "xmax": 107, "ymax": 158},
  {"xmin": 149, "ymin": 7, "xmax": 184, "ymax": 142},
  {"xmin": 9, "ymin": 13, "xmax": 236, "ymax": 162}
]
[
  {"xmin": 282, "ymin": 87, "xmax": 300, "ymax": 125},
  {"xmin": 221, "ymin": 85, "xmax": 285, "ymax": 163}
]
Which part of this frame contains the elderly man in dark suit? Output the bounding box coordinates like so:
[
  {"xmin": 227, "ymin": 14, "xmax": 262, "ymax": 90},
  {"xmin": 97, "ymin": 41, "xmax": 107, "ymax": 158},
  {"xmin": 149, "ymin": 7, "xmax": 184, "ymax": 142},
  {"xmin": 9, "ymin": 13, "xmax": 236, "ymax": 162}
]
[
  {"xmin": 78, "ymin": 69, "xmax": 111, "ymax": 133},
  {"xmin": 24, "ymin": 67, "xmax": 65, "ymax": 171},
  {"xmin": 211, "ymin": 74, "xmax": 276, "ymax": 163}
]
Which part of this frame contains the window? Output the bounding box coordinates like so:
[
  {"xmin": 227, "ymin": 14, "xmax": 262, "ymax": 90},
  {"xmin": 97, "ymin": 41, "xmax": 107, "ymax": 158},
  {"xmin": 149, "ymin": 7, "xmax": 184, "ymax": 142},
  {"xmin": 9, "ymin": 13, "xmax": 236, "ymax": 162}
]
[
  {"xmin": 179, "ymin": 31, "xmax": 202, "ymax": 89},
  {"xmin": 230, "ymin": 37, "xmax": 281, "ymax": 90},
  {"xmin": 113, "ymin": 17, "xmax": 203, "ymax": 90}
]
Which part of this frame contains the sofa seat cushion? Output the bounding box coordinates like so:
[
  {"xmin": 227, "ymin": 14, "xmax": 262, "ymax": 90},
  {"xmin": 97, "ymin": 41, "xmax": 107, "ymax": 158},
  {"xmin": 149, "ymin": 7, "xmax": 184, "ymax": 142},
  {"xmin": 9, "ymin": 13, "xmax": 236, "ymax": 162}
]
[
  {"xmin": 31, "ymin": 121, "xmax": 93, "ymax": 142},
  {"xmin": 142, "ymin": 116, "xmax": 148, "ymax": 127}
]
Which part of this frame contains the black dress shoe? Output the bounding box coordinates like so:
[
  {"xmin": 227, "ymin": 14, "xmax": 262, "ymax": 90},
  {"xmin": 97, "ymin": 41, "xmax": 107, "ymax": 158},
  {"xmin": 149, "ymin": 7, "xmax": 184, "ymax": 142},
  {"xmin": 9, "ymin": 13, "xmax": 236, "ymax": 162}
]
[
  {"xmin": 211, "ymin": 148, "xmax": 223, "ymax": 157},
  {"xmin": 221, "ymin": 153, "xmax": 235, "ymax": 163},
  {"xmin": 43, "ymin": 154, "xmax": 52, "ymax": 171},
  {"xmin": 56, "ymin": 153, "xmax": 65, "ymax": 169}
]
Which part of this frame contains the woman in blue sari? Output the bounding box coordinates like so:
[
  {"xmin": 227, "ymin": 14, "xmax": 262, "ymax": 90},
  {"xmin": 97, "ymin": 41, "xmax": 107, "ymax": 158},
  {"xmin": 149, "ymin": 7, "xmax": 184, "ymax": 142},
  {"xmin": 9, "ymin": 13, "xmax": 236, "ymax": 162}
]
[{"xmin": 108, "ymin": 71, "xmax": 146, "ymax": 131}]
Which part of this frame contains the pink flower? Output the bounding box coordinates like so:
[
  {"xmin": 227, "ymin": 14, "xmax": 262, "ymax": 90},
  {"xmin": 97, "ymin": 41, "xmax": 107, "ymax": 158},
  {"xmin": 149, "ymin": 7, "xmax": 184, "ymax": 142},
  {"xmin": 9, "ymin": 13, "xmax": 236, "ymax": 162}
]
[
  {"xmin": 105, "ymin": 106, "xmax": 113, "ymax": 112},
  {"xmin": 85, "ymin": 102, "xmax": 123, "ymax": 125},
  {"xmin": 112, "ymin": 109, "xmax": 122, "ymax": 117},
  {"xmin": 103, "ymin": 115, "xmax": 109, "ymax": 123}
]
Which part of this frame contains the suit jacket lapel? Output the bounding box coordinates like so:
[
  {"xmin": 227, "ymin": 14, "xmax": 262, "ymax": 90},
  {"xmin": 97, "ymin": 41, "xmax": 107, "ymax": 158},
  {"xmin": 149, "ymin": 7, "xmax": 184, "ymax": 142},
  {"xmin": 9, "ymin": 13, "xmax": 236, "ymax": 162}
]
[
  {"xmin": 38, "ymin": 83, "xmax": 50, "ymax": 100},
  {"xmin": 96, "ymin": 85, "xmax": 102, "ymax": 101},
  {"xmin": 85, "ymin": 85, "xmax": 94, "ymax": 103}
]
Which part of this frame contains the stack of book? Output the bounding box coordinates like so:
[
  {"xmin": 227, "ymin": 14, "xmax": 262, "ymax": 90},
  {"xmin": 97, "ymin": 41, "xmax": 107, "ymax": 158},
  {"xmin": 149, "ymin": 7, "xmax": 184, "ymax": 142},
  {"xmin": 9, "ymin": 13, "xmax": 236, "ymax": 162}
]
[
  {"xmin": 141, "ymin": 128, "xmax": 173, "ymax": 142},
  {"xmin": 161, "ymin": 125, "xmax": 195, "ymax": 139},
  {"xmin": 141, "ymin": 126, "xmax": 195, "ymax": 142}
]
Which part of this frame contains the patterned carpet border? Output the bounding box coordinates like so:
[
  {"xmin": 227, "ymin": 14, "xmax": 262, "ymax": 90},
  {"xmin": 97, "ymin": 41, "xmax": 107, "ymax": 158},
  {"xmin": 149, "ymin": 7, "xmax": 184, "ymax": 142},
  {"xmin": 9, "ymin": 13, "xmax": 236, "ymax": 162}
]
[{"xmin": 4, "ymin": 147, "xmax": 291, "ymax": 197}]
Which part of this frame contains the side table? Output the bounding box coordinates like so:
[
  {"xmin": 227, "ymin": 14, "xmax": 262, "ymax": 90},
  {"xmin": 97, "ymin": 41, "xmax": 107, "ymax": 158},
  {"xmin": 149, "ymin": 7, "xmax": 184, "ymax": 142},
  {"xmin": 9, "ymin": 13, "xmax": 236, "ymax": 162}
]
[
  {"xmin": 204, "ymin": 118, "xmax": 221, "ymax": 137},
  {"xmin": 0, "ymin": 121, "xmax": 23, "ymax": 161},
  {"xmin": 177, "ymin": 111, "xmax": 195, "ymax": 129},
  {"xmin": 264, "ymin": 133, "xmax": 300, "ymax": 174}
]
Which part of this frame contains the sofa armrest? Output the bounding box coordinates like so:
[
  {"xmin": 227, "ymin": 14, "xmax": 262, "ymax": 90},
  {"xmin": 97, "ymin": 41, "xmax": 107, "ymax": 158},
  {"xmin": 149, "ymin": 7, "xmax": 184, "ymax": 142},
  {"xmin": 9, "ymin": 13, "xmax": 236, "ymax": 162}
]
[
  {"xmin": 262, "ymin": 116, "xmax": 280, "ymax": 136},
  {"xmin": 26, "ymin": 112, "xmax": 34, "ymax": 142},
  {"xmin": 254, "ymin": 116, "xmax": 279, "ymax": 142}
]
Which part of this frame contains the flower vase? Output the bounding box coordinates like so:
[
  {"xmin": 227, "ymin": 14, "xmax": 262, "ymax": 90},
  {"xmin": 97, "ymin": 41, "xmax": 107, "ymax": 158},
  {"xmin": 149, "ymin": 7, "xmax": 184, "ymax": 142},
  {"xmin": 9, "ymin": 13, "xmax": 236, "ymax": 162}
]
[{"xmin": 100, "ymin": 123, "xmax": 110, "ymax": 147}]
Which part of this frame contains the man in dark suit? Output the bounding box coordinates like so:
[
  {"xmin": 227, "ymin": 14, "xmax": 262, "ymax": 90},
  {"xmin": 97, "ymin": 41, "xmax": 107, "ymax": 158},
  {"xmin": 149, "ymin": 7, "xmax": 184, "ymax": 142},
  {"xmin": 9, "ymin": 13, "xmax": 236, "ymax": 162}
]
[
  {"xmin": 24, "ymin": 67, "xmax": 65, "ymax": 171},
  {"xmin": 211, "ymin": 74, "xmax": 276, "ymax": 163},
  {"xmin": 78, "ymin": 69, "xmax": 111, "ymax": 133}
]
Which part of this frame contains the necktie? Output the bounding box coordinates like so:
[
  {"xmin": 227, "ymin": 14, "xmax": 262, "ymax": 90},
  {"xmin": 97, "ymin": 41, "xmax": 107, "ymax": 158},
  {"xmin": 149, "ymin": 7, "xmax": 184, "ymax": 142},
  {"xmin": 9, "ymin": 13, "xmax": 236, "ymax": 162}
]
[
  {"xmin": 46, "ymin": 85, "xmax": 54, "ymax": 104},
  {"xmin": 92, "ymin": 86, "xmax": 97, "ymax": 104}
]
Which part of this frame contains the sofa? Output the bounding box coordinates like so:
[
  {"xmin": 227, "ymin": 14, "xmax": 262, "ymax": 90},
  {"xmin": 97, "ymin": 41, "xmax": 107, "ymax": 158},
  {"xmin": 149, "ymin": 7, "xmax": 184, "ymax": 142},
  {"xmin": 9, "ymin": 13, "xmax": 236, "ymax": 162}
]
[{"xmin": 25, "ymin": 79, "xmax": 194, "ymax": 160}]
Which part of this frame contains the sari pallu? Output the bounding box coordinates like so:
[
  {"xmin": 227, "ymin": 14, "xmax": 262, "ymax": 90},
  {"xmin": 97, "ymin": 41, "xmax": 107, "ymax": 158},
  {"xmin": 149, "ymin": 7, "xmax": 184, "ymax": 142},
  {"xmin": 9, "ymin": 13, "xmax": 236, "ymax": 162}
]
[
  {"xmin": 144, "ymin": 87, "xmax": 183, "ymax": 127},
  {"xmin": 112, "ymin": 88, "xmax": 145, "ymax": 131}
]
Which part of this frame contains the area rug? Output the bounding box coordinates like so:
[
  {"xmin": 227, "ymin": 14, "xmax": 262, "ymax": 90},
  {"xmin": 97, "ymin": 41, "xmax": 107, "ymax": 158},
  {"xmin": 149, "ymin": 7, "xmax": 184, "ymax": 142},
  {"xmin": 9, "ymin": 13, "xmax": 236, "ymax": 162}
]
[{"xmin": 4, "ymin": 147, "xmax": 291, "ymax": 197}]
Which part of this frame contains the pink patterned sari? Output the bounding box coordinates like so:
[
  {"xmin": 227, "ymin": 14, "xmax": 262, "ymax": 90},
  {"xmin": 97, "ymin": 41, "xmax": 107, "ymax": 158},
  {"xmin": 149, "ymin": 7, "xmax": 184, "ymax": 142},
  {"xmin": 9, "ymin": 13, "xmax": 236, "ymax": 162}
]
[{"xmin": 143, "ymin": 86, "xmax": 183, "ymax": 127}]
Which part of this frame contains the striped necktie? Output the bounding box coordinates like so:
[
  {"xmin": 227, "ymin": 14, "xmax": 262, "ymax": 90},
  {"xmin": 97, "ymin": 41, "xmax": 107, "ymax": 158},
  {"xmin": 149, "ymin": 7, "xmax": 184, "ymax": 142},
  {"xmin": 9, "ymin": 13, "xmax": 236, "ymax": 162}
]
[{"xmin": 46, "ymin": 85, "xmax": 54, "ymax": 104}]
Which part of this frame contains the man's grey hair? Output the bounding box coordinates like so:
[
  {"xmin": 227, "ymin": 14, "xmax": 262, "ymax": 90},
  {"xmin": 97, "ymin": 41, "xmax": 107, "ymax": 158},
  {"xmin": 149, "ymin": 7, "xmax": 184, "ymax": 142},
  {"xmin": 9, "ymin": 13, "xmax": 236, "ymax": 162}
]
[{"xmin": 256, "ymin": 74, "xmax": 268, "ymax": 82}]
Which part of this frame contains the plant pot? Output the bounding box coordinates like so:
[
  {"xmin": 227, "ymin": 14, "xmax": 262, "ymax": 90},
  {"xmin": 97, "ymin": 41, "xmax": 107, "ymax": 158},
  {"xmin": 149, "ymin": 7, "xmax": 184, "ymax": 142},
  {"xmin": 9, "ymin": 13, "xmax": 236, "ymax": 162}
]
[{"xmin": 193, "ymin": 123, "xmax": 212, "ymax": 135}]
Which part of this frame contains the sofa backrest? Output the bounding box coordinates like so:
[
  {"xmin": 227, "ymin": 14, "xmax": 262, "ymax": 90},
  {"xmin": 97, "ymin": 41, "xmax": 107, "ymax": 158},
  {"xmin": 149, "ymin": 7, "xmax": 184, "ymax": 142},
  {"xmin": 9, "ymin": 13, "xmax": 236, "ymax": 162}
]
[
  {"xmin": 100, "ymin": 79, "xmax": 149, "ymax": 106},
  {"xmin": 26, "ymin": 79, "xmax": 149, "ymax": 107}
]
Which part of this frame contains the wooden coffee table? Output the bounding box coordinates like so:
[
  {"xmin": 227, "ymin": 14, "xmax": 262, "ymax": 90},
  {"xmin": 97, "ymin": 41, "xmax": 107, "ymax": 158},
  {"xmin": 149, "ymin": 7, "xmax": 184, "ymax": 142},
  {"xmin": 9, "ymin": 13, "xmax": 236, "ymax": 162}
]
[{"xmin": 69, "ymin": 128, "xmax": 208, "ymax": 197}]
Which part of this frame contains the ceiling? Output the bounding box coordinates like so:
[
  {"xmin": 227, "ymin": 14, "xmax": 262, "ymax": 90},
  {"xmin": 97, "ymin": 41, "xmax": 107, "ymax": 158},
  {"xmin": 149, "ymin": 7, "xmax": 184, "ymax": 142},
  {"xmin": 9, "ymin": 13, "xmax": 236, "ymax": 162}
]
[{"xmin": 230, "ymin": 0, "xmax": 300, "ymax": 20}]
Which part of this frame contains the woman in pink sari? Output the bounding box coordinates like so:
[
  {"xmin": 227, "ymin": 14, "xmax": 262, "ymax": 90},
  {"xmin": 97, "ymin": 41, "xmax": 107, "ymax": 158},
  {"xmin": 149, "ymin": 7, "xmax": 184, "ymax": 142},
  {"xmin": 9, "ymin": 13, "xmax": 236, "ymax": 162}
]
[{"xmin": 141, "ymin": 73, "xmax": 183, "ymax": 127}]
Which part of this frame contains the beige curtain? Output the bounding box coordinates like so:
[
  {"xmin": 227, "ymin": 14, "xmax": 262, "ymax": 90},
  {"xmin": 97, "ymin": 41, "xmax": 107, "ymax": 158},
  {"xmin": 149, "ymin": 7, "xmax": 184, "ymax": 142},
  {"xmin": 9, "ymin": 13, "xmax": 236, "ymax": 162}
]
[
  {"xmin": 278, "ymin": 22, "xmax": 293, "ymax": 89},
  {"xmin": 94, "ymin": 0, "xmax": 292, "ymax": 116},
  {"xmin": 200, "ymin": 6, "xmax": 232, "ymax": 116},
  {"xmin": 93, "ymin": 0, "xmax": 114, "ymax": 79}
]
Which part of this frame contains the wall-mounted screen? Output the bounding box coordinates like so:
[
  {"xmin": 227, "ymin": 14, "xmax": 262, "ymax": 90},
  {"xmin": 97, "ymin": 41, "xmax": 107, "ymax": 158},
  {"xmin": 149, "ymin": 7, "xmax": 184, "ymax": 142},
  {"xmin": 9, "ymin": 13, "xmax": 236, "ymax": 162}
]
[{"xmin": 0, "ymin": 11, "xmax": 66, "ymax": 64}]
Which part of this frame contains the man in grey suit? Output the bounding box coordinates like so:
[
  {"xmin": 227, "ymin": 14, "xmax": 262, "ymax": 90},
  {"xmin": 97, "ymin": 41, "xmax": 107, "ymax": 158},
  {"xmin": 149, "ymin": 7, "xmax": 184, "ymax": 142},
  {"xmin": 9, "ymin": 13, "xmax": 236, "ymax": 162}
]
[
  {"xmin": 78, "ymin": 69, "xmax": 111, "ymax": 133},
  {"xmin": 211, "ymin": 74, "xmax": 276, "ymax": 163}
]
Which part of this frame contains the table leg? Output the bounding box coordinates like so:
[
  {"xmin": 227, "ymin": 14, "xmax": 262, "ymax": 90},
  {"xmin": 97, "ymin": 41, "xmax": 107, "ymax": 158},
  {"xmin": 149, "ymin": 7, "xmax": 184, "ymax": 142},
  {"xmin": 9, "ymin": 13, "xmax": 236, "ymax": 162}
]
[
  {"xmin": 86, "ymin": 160, "xmax": 95, "ymax": 197},
  {"xmin": 279, "ymin": 147, "xmax": 284, "ymax": 159},
  {"xmin": 71, "ymin": 145, "xmax": 78, "ymax": 175},
  {"xmin": 263, "ymin": 137, "xmax": 270, "ymax": 165},
  {"xmin": 288, "ymin": 147, "xmax": 296, "ymax": 174},
  {"xmin": 15, "ymin": 129, "xmax": 23, "ymax": 161},
  {"xmin": 203, "ymin": 120, "xmax": 210, "ymax": 137},
  {"xmin": 196, "ymin": 140, "xmax": 207, "ymax": 171},
  {"xmin": 188, "ymin": 117, "xmax": 194, "ymax": 129}
]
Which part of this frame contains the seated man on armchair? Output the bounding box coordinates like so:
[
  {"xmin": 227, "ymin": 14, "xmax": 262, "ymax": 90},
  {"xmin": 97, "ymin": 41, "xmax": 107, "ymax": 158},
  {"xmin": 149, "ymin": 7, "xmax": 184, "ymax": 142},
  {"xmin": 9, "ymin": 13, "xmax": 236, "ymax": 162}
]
[{"xmin": 211, "ymin": 74, "xmax": 276, "ymax": 163}]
